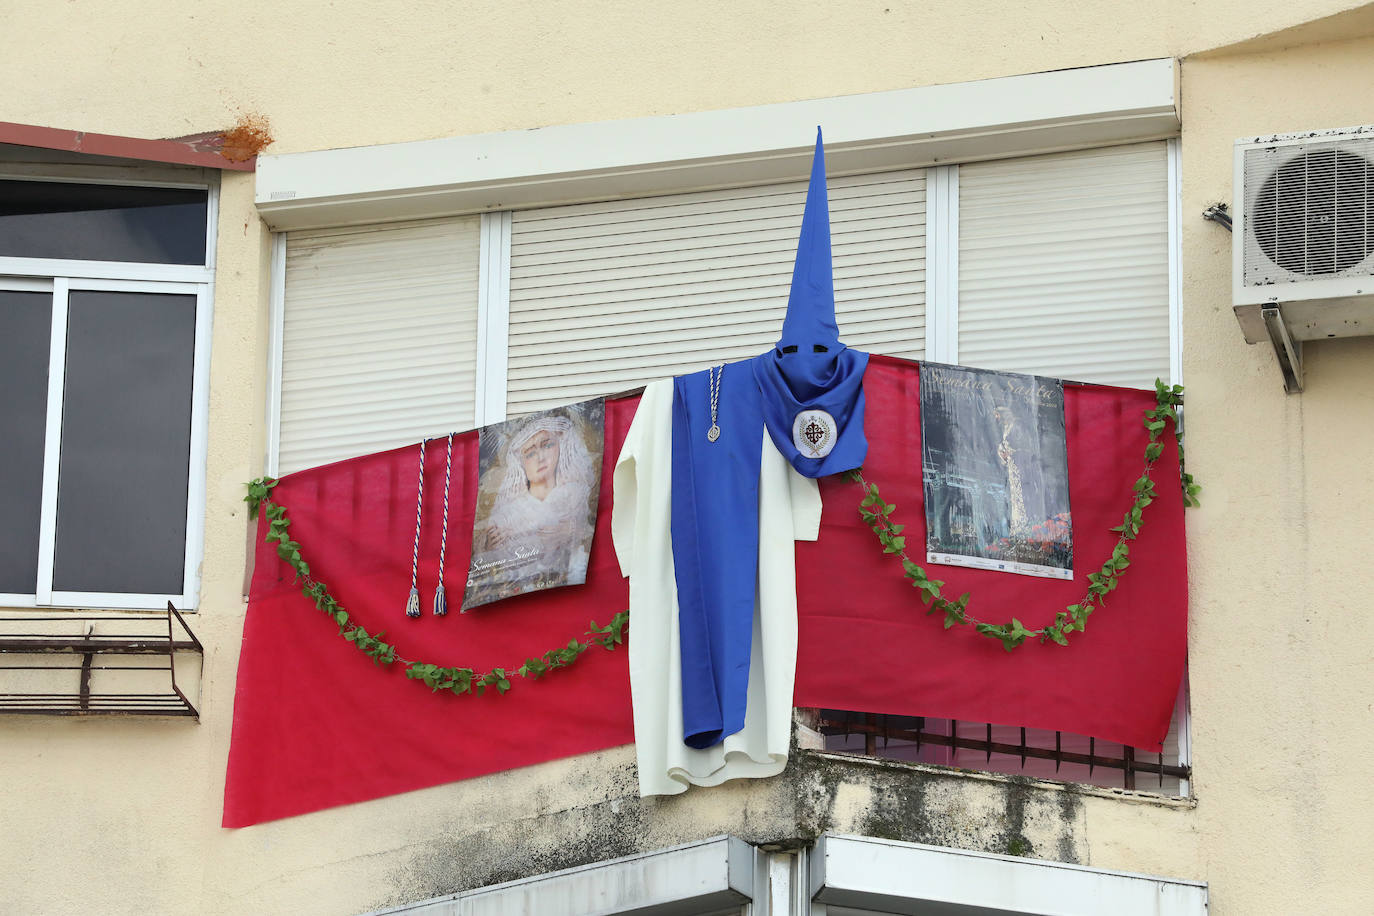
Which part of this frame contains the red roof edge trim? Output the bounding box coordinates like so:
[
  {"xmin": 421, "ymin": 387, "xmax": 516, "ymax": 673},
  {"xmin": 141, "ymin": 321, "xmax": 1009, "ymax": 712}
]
[{"xmin": 0, "ymin": 121, "xmax": 256, "ymax": 172}]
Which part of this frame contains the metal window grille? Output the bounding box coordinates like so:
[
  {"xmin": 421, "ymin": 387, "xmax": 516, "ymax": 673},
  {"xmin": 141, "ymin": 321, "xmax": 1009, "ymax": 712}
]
[
  {"xmin": 811, "ymin": 708, "xmax": 1189, "ymax": 794},
  {"xmin": 0, "ymin": 603, "xmax": 202, "ymax": 717}
]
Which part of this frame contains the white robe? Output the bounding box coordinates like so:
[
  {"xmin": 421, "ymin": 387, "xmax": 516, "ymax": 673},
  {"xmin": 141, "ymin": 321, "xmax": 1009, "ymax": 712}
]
[{"xmin": 612, "ymin": 379, "xmax": 821, "ymax": 797}]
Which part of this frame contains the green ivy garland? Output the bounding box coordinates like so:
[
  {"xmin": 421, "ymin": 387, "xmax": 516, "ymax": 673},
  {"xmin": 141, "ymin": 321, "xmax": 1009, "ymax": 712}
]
[
  {"xmin": 244, "ymin": 380, "xmax": 1197, "ymax": 673},
  {"xmin": 244, "ymin": 479, "xmax": 628, "ymax": 697},
  {"xmin": 851, "ymin": 379, "xmax": 1199, "ymax": 652}
]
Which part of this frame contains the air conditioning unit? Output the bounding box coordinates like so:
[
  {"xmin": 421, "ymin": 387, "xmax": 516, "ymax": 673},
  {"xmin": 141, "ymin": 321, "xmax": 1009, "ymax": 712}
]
[{"xmin": 1233, "ymin": 125, "xmax": 1374, "ymax": 391}]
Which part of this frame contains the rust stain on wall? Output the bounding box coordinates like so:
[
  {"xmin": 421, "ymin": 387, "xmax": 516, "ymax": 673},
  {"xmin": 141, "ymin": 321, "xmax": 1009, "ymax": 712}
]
[{"xmin": 218, "ymin": 113, "xmax": 273, "ymax": 163}]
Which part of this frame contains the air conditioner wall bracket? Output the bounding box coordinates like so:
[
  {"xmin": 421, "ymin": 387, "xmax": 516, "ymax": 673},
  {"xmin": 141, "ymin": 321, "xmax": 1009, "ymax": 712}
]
[{"xmin": 1261, "ymin": 305, "xmax": 1303, "ymax": 394}]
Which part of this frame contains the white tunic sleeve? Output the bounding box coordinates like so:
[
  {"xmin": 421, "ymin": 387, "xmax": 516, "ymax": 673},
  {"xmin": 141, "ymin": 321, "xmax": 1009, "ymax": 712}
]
[{"xmin": 614, "ymin": 379, "xmax": 820, "ymax": 797}]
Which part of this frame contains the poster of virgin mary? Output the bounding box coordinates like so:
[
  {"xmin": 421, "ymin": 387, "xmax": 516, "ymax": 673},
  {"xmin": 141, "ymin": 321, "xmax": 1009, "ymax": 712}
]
[
  {"xmin": 919, "ymin": 363, "xmax": 1073, "ymax": 580},
  {"xmin": 462, "ymin": 398, "xmax": 604, "ymax": 610}
]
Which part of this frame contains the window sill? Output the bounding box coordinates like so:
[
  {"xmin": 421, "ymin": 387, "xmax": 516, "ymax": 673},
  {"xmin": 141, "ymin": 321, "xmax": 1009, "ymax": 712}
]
[{"xmin": 801, "ymin": 748, "xmax": 1197, "ymax": 810}]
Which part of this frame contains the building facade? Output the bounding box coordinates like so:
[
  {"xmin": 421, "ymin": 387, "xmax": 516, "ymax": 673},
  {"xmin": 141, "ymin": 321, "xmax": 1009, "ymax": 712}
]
[{"xmin": 2, "ymin": 2, "xmax": 1373, "ymax": 913}]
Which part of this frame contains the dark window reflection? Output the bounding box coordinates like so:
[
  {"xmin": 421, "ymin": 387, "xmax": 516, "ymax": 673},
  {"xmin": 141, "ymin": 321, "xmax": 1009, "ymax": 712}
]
[
  {"xmin": 0, "ymin": 180, "xmax": 208, "ymax": 265},
  {"xmin": 52, "ymin": 290, "xmax": 196, "ymax": 595},
  {"xmin": 0, "ymin": 290, "xmax": 52, "ymax": 593}
]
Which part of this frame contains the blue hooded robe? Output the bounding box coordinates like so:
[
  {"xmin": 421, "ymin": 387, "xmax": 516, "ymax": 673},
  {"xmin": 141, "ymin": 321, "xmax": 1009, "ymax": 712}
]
[{"xmin": 671, "ymin": 129, "xmax": 868, "ymax": 749}]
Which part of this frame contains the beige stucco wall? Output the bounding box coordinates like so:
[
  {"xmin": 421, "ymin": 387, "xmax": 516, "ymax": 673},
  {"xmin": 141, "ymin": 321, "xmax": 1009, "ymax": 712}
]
[
  {"xmin": 2, "ymin": 2, "xmax": 1373, "ymax": 913},
  {"xmin": 0, "ymin": 0, "xmax": 1364, "ymax": 152},
  {"xmin": 1176, "ymin": 33, "xmax": 1374, "ymax": 912}
]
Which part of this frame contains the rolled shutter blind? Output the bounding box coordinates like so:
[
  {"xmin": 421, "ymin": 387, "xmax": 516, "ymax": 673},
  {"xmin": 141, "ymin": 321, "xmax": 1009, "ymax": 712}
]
[
  {"xmin": 506, "ymin": 171, "xmax": 926, "ymax": 416},
  {"xmin": 280, "ymin": 217, "xmax": 480, "ymax": 473},
  {"xmin": 957, "ymin": 142, "xmax": 1170, "ymax": 388}
]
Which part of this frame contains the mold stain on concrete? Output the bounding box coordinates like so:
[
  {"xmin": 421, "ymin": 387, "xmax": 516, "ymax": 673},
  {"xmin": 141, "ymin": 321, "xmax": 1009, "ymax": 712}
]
[
  {"xmin": 382, "ymin": 783, "xmax": 653, "ymax": 910},
  {"xmin": 376, "ymin": 749, "xmax": 1092, "ymax": 910}
]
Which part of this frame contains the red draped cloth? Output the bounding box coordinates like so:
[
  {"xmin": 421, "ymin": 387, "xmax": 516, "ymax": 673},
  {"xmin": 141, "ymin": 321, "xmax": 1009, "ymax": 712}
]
[
  {"xmin": 793, "ymin": 356, "xmax": 1188, "ymax": 750},
  {"xmin": 223, "ymin": 356, "xmax": 1187, "ymax": 826}
]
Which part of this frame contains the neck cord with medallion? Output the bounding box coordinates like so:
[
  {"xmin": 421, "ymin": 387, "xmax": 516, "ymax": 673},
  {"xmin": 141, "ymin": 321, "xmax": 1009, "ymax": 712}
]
[{"xmin": 707, "ymin": 363, "xmax": 723, "ymax": 443}]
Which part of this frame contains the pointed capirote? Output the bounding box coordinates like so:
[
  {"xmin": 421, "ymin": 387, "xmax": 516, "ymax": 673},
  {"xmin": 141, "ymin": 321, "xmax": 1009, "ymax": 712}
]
[{"xmin": 777, "ymin": 127, "xmax": 840, "ymax": 358}]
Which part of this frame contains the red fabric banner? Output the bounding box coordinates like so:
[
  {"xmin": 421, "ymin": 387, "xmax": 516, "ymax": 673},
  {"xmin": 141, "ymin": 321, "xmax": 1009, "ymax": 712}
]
[
  {"xmin": 223, "ymin": 356, "xmax": 1187, "ymax": 826},
  {"xmin": 793, "ymin": 356, "xmax": 1188, "ymax": 752},
  {"xmin": 223, "ymin": 399, "xmax": 639, "ymax": 828}
]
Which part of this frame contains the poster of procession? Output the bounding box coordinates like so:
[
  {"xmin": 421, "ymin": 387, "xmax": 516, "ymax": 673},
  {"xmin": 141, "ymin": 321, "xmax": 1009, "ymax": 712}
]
[{"xmin": 919, "ymin": 363, "xmax": 1074, "ymax": 580}]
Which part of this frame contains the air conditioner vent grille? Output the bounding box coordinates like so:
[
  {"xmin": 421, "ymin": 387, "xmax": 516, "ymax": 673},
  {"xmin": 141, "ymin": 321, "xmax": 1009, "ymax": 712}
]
[{"xmin": 1242, "ymin": 135, "xmax": 1374, "ymax": 286}]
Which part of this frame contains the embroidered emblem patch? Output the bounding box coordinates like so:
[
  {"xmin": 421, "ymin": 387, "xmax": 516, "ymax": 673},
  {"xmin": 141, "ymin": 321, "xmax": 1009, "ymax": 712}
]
[{"xmin": 792, "ymin": 409, "xmax": 837, "ymax": 459}]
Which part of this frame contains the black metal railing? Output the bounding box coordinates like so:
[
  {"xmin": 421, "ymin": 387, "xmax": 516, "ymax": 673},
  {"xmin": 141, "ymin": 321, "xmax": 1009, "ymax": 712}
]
[
  {"xmin": 811, "ymin": 709, "xmax": 1189, "ymax": 792},
  {"xmin": 0, "ymin": 602, "xmax": 202, "ymax": 718}
]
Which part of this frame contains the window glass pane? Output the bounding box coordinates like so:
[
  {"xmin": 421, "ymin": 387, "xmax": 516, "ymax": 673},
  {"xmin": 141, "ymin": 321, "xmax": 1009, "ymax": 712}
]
[
  {"xmin": 0, "ymin": 289, "xmax": 52, "ymax": 593},
  {"xmin": 51, "ymin": 289, "xmax": 196, "ymax": 595},
  {"xmin": 0, "ymin": 180, "xmax": 208, "ymax": 265}
]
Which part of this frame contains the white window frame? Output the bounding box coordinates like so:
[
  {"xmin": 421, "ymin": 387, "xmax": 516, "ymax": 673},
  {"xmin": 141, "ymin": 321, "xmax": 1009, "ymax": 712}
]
[
  {"xmin": 258, "ymin": 59, "xmax": 1180, "ymax": 459},
  {"xmin": 264, "ymin": 139, "xmax": 1180, "ymax": 468},
  {"xmin": 925, "ymin": 164, "xmax": 960, "ymax": 363},
  {"xmin": 0, "ymin": 173, "xmax": 217, "ymax": 611},
  {"xmin": 255, "ymin": 59, "xmax": 1178, "ymax": 231}
]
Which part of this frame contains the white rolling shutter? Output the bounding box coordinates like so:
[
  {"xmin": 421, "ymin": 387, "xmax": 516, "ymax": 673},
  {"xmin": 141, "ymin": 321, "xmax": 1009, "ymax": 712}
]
[
  {"xmin": 505, "ymin": 171, "xmax": 926, "ymax": 415},
  {"xmin": 279, "ymin": 218, "xmax": 480, "ymax": 473},
  {"xmin": 957, "ymin": 142, "xmax": 1170, "ymax": 388}
]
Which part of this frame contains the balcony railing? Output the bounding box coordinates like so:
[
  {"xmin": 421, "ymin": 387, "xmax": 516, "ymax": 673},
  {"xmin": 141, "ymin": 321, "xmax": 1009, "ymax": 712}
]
[{"xmin": 812, "ymin": 709, "xmax": 1190, "ymax": 794}]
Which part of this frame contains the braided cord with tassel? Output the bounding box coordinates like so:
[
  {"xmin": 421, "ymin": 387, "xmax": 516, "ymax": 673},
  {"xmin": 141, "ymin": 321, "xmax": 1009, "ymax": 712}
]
[
  {"xmin": 406, "ymin": 437, "xmax": 426, "ymax": 619},
  {"xmin": 433, "ymin": 433, "xmax": 454, "ymax": 615}
]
